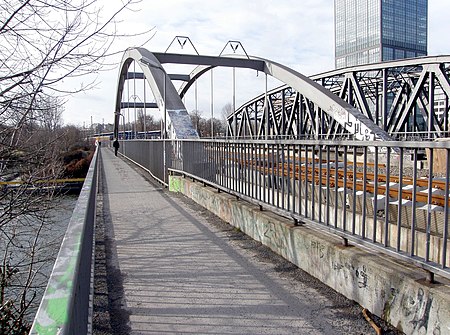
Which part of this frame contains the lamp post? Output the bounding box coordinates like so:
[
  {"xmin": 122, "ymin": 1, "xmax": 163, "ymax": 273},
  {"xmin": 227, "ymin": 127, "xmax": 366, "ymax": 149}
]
[
  {"xmin": 119, "ymin": 113, "xmax": 126, "ymax": 139},
  {"xmin": 139, "ymin": 57, "xmax": 166, "ymax": 138},
  {"xmin": 130, "ymin": 94, "xmax": 142, "ymax": 138},
  {"xmin": 143, "ymin": 79, "xmax": 147, "ymax": 138},
  {"xmin": 211, "ymin": 69, "xmax": 214, "ymax": 138}
]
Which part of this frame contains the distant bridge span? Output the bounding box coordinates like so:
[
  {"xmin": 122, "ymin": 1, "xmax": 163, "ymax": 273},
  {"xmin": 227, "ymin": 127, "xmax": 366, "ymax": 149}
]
[
  {"xmin": 114, "ymin": 47, "xmax": 393, "ymax": 141},
  {"xmin": 226, "ymin": 55, "xmax": 450, "ymax": 140}
]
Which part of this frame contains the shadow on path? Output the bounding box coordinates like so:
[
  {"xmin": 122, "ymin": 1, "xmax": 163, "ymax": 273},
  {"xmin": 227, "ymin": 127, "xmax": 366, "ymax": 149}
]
[{"xmin": 93, "ymin": 150, "xmax": 131, "ymax": 335}]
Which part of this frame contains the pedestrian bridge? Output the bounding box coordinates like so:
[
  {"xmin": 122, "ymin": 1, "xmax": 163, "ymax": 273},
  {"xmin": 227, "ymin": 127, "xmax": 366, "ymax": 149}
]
[
  {"xmin": 30, "ymin": 48, "xmax": 450, "ymax": 334},
  {"xmin": 31, "ymin": 138, "xmax": 450, "ymax": 335}
]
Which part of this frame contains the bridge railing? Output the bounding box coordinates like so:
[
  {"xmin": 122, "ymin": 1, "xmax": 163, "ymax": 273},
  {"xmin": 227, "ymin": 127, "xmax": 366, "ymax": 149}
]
[
  {"xmin": 119, "ymin": 139, "xmax": 169, "ymax": 184},
  {"xmin": 121, "ymin": 138, "xmax": 450, "ymax": 280},
  {"xmin": 30, "ymin": 148, "xmax": 99, "ymax": 335}
]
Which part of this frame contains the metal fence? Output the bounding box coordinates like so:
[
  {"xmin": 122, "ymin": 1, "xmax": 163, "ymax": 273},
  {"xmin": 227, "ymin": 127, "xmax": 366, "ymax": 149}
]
[
  {"xmin": 30, "ymin": 148, "xmax": 99, "ymax": 335},
  {"xmin": 122, "ymin": 138, "xmax": 450, "ymax": 280},
  {"xmin": 119, "ymin": 139, "xmax": 169, "ymax": 184}
]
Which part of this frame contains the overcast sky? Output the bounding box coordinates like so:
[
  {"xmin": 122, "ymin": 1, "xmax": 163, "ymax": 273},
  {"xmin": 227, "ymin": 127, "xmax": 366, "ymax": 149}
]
[{"xmin": 62, "ymin": 0, "xmax": 450, "ymax": 127}]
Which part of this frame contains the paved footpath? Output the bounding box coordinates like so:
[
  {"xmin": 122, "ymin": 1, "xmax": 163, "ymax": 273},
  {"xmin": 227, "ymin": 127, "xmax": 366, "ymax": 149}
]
[{"xmin": 97, "ymin": 147, "xmax": 379, "ymax": 335}]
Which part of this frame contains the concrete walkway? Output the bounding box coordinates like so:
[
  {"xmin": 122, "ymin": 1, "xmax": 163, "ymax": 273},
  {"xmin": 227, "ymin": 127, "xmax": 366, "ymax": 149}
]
[{"xmin": 98, "ymin": 147, "xmax": 375, "ymax": 335}]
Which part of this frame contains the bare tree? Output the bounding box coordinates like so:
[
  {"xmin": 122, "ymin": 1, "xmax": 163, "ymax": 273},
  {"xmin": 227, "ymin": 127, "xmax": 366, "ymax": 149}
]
[
  {"xmin": 189, "ymin": 110, "xmax": 226, "ymax": 138},
  {"xmin": 0, "ymin": 1, "xmax": 151, "ymax": 332},
  {"xmin": 0, "ymin": 100, "xmax": 89, "ymax": 334},
  {"xmin": 1, "ymin": 0, "xmax": 153, "ymax": 145},
  {"xmin": 189, "ymin": 110, "xmax": 203, "ymax": 134},
  {"xmin": 221, "ymin": 102, "xmax": 233, "ymax": 119},
  {"xmin": 221, "ymin": 103, "xmax": 233, "ymax": 136},
  {"xmin": 135, "ymin": 108, "xmax": 161, "ymax": 133}
]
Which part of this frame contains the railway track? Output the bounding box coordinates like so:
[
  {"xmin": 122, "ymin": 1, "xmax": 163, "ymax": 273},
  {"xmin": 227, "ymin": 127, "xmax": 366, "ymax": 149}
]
[{"xmin": 229, "ymin": 155, "xmax": 449, "ymax": 208}]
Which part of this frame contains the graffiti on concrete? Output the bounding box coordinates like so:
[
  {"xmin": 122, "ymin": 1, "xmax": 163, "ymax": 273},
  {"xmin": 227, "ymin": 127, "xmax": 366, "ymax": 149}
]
[
  {"xmin": 355, "ymin": 265, "xmax": 368, "ymax": 289},
  {"xmin": 310, "ymin": 240, "xmax": 325, "ymax": 259},
  {"xmin": 262, "ymin": 221, "xmax": 285, "ymax": 251},
  {"xmin": 401, "ymin": 288, "xmax": 434, "ymax": 334}
]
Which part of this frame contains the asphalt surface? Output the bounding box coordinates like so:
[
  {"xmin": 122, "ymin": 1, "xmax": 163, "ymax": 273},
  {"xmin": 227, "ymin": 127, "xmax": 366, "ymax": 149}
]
[{"xmin": 93, "ymin": 147, "xmax": 401, "ymax": 335}]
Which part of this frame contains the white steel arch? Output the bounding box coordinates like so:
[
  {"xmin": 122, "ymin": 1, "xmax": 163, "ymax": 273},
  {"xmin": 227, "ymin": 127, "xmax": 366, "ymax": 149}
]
[
  {"xmin": 115, "ymin": 48, "xmax": 393, "ymax": 141},
  {"xmin": 114, "ymin": 47, "xmax": 198, "ymax": 139}
]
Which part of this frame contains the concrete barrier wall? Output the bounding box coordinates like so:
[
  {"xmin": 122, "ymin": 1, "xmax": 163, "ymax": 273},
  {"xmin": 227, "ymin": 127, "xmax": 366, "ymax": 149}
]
[{"xmin": 169, "ymin": 175, "xmax": 450, "ymax": 335}]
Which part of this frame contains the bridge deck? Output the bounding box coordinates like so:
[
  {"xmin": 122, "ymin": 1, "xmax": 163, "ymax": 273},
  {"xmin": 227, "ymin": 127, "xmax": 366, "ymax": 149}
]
[{"xmin": 97, "ymin": 147, "xmax": 377, "ymax": 334}]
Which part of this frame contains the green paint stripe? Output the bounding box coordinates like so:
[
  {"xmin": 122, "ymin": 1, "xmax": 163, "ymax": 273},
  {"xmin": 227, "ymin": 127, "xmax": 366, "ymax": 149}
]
[{"xmin": 34, "ymin": 296, "xmax": 70, "ymax": 334}]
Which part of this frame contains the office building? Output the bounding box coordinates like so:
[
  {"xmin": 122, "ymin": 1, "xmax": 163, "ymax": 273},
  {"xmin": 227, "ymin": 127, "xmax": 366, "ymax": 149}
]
[{"xmin": 335, "ymin": 0, "xmax": 427, "ymax": 69}]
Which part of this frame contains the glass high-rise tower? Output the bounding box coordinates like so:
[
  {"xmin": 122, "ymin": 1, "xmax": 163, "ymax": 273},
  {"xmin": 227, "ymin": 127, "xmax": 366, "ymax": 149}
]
[{"xmin": 334, "ymin": 0, "xmax": 427, "ymax": 69}]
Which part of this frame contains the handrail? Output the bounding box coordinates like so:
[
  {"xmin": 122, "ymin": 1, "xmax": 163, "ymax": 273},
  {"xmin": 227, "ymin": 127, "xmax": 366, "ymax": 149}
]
[
  {"xmin": 30, "ymin": 148, "xmax": 99, "ymax": 335},
  {"xmin": 119, "ymin": 139, "xmax": 450, "ymax": 280}
]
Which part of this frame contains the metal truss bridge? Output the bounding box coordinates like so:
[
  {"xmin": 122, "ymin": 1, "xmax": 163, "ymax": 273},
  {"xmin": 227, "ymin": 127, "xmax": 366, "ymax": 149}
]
[{"xmin": 114, "ymin": 48, "xmax": 450, "ymax": 141}]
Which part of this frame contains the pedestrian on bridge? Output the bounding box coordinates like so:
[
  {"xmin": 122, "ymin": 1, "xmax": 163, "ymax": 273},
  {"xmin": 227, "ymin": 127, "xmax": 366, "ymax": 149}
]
[{"xmin": 113, "ymin": 139, "xmax": 120, "ymax": 156}]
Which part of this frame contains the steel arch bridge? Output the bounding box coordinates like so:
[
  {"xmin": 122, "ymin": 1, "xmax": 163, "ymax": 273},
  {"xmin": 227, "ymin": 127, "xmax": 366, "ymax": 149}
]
[
  {"xmin": 114, "ymin": 47, "xmax": 392, "ymax": 141},
  {"xmin": 114, "ymin": 48, "xmax": 449, "ymax": 141}
]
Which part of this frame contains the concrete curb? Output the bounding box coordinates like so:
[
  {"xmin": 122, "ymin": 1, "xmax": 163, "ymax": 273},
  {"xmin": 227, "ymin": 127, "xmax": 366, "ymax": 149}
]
[{"xmin": 169, "ymin": 175, "xmax": 450, "ymax": 335}]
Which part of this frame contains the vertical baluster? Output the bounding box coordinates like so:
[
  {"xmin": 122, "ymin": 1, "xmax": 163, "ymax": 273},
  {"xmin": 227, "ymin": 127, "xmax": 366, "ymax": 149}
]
[
  {"xmin": 362, "ymin": 146, "xmax": 368, "ymax": 239},
  {"xmin": 384, "ymin": 147, "xmax": 391, "ymax": 247},
  {"xmin": 334, "ymin": 145, "xmax": 339, "ymax": 229},
  {"xmin": 443, "ymin": 148, "xmax": 449, "ymax": 268},
  {"xmin": 397, "ymin": 148, "xmax": 404, "ymax": 252},
  {"xmin": 411, "ymin": 148, "xmax": 418, "ymax": 257},
  {"xmin": 426, "ymin": 149, "xmax": 434, "ymax": 262},
  {"xmin": 352, "ymin": 145, "xmax": 357, "ymax": 235},
  {"xmin": 373, "ymin": 146, "xmax": 379, "ymax": 242},
  {"xmin": 319, "ymin": 145, "xmax": 323, "ymax": 224},
  {"xmin": 343, "ymin": 145, "xmax": 348, "ymax": 232}
]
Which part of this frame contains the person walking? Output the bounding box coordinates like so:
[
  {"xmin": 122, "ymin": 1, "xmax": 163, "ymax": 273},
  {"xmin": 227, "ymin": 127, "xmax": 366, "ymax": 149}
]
[{"xmin": 113, "ymin": 139, "xmax": 120, "ymax": 156}]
